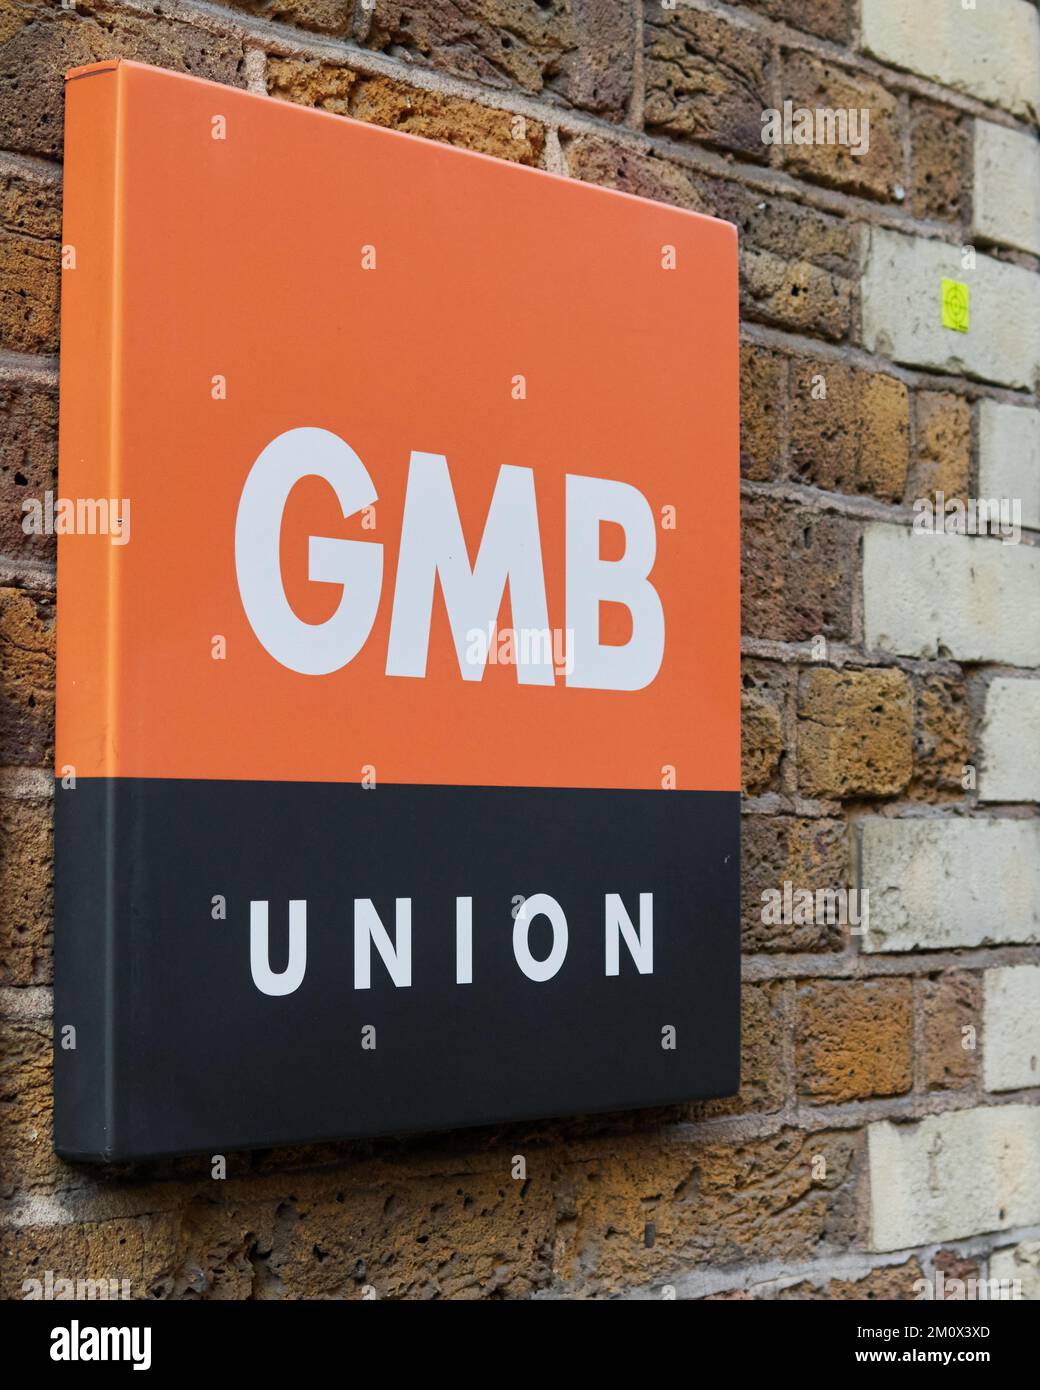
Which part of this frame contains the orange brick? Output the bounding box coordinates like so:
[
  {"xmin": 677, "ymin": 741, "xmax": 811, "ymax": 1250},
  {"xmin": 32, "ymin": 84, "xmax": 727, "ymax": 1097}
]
[{"xmin": 796, "ymin": 980, "xmax": 913, "ymax": 1103}]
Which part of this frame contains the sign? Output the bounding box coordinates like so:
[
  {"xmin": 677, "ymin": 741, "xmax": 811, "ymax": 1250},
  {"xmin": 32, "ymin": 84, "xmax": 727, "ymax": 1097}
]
[{"xmin": 54, "ymin": 60, "xmax": 741, "ymax": 1160}]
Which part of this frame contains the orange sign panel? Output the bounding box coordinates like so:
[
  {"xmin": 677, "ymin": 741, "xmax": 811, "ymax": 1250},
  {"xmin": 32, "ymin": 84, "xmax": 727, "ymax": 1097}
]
[{"xmin": 57, "ymin": 60, "xmax": 739, "ymax": 792}]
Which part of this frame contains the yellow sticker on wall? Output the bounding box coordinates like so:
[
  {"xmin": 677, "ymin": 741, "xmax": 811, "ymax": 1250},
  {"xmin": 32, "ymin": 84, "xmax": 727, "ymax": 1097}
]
[{"xmin": 941, "ymin": 278, "xmax": 970, "ymax": 333}]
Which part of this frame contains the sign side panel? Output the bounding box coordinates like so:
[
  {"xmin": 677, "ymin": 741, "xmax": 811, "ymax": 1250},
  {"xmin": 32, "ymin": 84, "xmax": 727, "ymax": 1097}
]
[{"xmin": 54, "ymin": 66, "xmax": 125, "ymax": 1158}]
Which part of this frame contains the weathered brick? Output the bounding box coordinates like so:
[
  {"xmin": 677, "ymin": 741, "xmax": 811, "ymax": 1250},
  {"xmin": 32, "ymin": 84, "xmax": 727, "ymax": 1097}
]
[
  {"xmin": 918, "ymin": 972, "xmax": 979, "ymax": 1092},
  {"xmin": 775, "ymin": 1258, "xmax": 924, "ymax": 1300},
  {"xmin": 858, "ymin": 817, "xmax": 1040, "ymax": 952},
  {"xmin": 861, "ymin": 228, "xmax": 1040, "ymax": 391},
  {"xmin": 788, "ymin": 360, "xmax": 908, "ymax": 501},
  {"xmin": 141, "ymin": 1200, "xmax": 291, "ymax": 1299},
  {"xmin": 742, "ymin": 498, "xmax": 857, "ymax": 643},
  {"xmin": 909, "ymin": 101, "xmax": 968, "ymax": 224},
  {"xmin": 360, "ymin": 0, "xmax": 635, "ymax": 121},
  {"xmin": 694, "ymin": 981, "xmax": 789, "ymax": 1119},
  {"xmin": 910, "ymin": 671, "xmax": 970, "ymax": 797},
  {"xmin": 973, "ymin": 120, "xmax": 1040, "ymax": 256},
  {"xmin": 978, "ymin": 400, "xmax": 1040, "ymax": 533},
  {"xmin": 0, "ymin": 382, "xmax": 57, "ymax": 562},
  {"xmin": 0, "ymin": 588, "xmax": 54, "ymax": 767},
  {"xmin": 697, "ymin": 181, "xmax": 858, "ymax": 340},
  {"xmin": 990, "ymin": 1241, "xmax": 1040, "ymax": 1301},
  {"xmin": 0, "ymin": 164, "xmax": 60, "ymax": 355},
  {"xmin": 797, "ymin": 668, "xmax": 913, "ymax": 800},
  {"xmin": 932, "ymin": 1247, "xmax": 981, "ymax": 1294},
  {"xmin": 562, "ymin": 136, "xmax": 707, "ymax": 211},
  {"xmin": 905, "ymin": 392, "xmax": 971, "ymax": 507},
  {"xmin": 644, "ymin": 7, "xmax": 771, "ymax": 162},
  {"xmin": 267, "ymin": 60, "xmax": 545, "ymax": 164},
  {"xmin": 862, "ymin": 0, "xmax": 1040, "ymax": 122},
  {"xmin": 708, "ymin": 179, "xmax": 860, "ymax": 278},
  {"xmin": 983, "ymin": 965, "xmax": 1040, "ymax": 1093},
  {"xmin": 552, "ymin": 1129, "xmax": 859, "ymax": 1292},
  {"xmin": 140, "ymin": 1203, "xmax": 275, "ymax": 1299},
  {"xmin": 0, "ymin": 0, "xmax": 247, "ymax": 160},
  {"xmin": 0, "ymin": 1215, "xmax": 144, "ymax": 1300},
  {"xmin": 655, "ymin": 176, "xmax": 859, "ymax": 341},
  {"xmin": 742, "ymin": 688, "xmax": 784, "ymax": 795},
  {"xmin": 980, "ymin": 678, "xmax": 1040, "ymax": 804},
  {"xmin": 141, "ymin": 1168, "xmax": 557, "ymax": 1300},
  {"xmin": 0, "ymin": 788, "xmax": 52, "ymax": 986},
  {"xmin": 778, "ymin": 51, "xmax": 902, "ymax": 201},
  {"xmin": 739, "ymin": 343, "xmax": 786, "ymax": 483},
  {"xmin": 863, "ymin": 525, "xmax": 1040, "ymax": 665},
  {"xmin": 266, "ymin": 58, "xmax": 355, "ymax": 116},
  {"xmin": 731, "ymin": 0, "xmax": 850, "ymax": 43},
  {"xmin": 0, "ymin": 156, "xmax": 60, "ymax": 241},
  {"xmin": 0, "ymin": 1016, "xmax": 63, "ymax": 1201},
  {"xmin": 212, "ymin": 0, "xmax": 352, "ymax": 36},
  {"xmin": 741, "ymin": 246, "xmax": 851, "ymax": 342},
  {"xmin": 868, "ymin": 1106, "xmax": 1040, "ymax": 1251},
  {"xmin": 742, "ymin": 816, "xmax": 850, "ymax": 953},
  {"xmin": 796, "ymin": 980, "xmax": 912, "ymax": 1104}
]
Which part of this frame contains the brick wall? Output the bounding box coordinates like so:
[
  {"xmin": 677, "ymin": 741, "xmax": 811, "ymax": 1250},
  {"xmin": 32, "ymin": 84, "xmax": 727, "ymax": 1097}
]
[{"xmin": 1, "ymin": 0, "xmax": 1039, "ymax": 1300}]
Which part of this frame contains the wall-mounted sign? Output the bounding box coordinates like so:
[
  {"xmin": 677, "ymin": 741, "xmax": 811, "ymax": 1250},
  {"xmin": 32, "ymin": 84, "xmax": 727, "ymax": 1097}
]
[{"xmin": 55, "ymin": 60, "xmax": 741, "ymax": 1160}]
